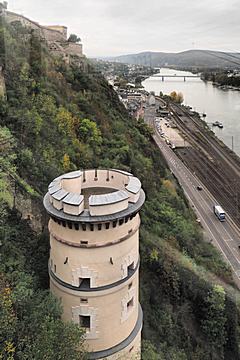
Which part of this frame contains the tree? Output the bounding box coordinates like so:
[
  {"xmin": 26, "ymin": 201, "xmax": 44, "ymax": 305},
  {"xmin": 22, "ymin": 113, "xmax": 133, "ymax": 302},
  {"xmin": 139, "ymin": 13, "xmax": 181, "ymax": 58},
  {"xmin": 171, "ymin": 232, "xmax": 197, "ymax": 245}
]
[
  {"xmin": 68, "ymin": 34, "xmax": 81, "ymax": 43},
  {"xmin": 78, "ymin": 118, "xmax": 102, "ymax": 147},
  {"xmin": 63, "ymin": 153, "xmax": 71, "ymax": 171},
  {"xmin": 176, "ymin": 92, "xmax": 184, "ymax": 104},
  {"xmin": 169, "ymin": 91, "xmax": 184, "ymax": 104}
]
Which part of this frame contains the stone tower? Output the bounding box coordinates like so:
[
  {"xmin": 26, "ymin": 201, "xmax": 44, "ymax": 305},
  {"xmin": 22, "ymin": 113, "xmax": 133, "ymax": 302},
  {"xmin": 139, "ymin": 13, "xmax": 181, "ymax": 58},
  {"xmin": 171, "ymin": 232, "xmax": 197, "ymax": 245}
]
[{"xmin": 43, "ymin": 169, "xmax": 145, "ymax": 359}]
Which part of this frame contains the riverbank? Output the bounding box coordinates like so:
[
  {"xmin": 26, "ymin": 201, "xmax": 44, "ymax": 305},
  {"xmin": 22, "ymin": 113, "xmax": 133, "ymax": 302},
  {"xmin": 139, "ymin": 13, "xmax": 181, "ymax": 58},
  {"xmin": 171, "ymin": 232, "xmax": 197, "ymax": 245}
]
[
  {"xmin": 212, "ymin": 82, "xmax": 240, "ymax": 91},
  {"xmin": 152, "ymin": 96, "xmax": 240, "ymax": 229},
  {"xmin": 143, "ymin": 68, "xmax": 240, "ymax": 157}
]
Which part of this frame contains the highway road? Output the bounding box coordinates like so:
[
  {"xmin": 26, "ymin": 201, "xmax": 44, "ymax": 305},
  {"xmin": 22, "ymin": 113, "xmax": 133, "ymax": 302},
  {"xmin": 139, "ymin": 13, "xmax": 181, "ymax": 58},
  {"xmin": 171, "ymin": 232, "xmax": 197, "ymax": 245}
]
[{"xmin": 145, "ymin": 103, "xmax": 240, "ymax": 288}]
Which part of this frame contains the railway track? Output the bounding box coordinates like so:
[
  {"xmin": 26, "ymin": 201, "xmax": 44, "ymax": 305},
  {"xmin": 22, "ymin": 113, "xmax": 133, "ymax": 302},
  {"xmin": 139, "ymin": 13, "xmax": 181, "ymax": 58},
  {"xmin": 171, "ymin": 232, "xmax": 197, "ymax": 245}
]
[
  {"xmin": 165, "ymin": 101, "xmax": 240, "ymax": 226},
  {"xmin": 171, "ymin": 103, "xmax": 240, "ymax": 177},
  {"xmin": 177, "ymin": 147, "xmax": 240, "ymax": 226}
]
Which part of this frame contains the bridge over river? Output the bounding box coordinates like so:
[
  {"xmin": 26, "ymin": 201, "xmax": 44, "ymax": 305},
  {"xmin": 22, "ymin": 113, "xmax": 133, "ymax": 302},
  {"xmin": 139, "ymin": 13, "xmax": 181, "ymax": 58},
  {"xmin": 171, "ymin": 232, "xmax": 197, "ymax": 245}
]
[{"xmin": 153, "ymin": 74, "xmax": 201, "ymax": 81}]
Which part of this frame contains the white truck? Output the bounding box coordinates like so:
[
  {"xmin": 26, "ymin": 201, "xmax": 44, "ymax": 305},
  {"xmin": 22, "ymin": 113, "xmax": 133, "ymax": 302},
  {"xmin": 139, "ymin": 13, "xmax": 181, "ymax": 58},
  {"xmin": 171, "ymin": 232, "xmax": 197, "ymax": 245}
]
[{"xmin": 213, "ymin": 205, "xmax": 225, "ymax": 221}]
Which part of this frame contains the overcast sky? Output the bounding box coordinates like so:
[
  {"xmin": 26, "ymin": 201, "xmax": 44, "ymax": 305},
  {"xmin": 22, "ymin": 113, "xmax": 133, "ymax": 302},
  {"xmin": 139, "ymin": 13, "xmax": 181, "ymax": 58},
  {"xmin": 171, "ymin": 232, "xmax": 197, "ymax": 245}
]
[{"xmin": 7, "ymin": 0, "xmax": 240, "ymax": 57}]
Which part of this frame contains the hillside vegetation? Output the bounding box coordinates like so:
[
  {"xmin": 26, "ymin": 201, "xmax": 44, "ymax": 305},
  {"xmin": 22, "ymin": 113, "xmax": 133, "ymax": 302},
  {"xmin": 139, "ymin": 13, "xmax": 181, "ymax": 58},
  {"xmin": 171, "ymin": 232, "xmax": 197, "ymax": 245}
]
[{"xmin": 1, "ymin": 17, "xmax": 240, "ymax": 360}]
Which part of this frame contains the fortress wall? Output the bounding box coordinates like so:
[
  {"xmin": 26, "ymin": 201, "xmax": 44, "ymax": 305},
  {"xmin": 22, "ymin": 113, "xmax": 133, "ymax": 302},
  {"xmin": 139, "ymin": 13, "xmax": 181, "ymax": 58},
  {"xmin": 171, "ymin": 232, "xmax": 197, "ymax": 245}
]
[
  {"xmin": 5, "ymin": 10, "xmax": 85, "ymax": 67},
  {"xmin": 65, "ymin": 42, "xmax": 83, "ymax": 57},
  {"xmin": 41, "ymin": 27, "xmax": 66, "ymax": 42},
  {"xmin": 46, "ymin": 25, "xmax": 67, "ymax": 38},
  {"xmin": 5, "ymin": 11, "xmax": 66, "ymax": 42}
]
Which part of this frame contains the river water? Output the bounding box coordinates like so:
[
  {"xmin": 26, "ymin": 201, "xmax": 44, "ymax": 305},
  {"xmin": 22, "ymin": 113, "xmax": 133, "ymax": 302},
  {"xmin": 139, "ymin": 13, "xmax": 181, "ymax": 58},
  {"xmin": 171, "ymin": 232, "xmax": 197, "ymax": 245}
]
[{"xmin": 143, "ymin": 68, "xmax": 240, "ymax": 156}]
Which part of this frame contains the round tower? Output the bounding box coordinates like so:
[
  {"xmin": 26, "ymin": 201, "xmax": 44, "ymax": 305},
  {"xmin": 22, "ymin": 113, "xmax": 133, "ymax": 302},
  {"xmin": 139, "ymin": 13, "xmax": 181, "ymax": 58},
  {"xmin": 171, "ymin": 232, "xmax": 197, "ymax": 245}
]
[{"xmin": 43, "ymin": 169, "xmax": 145, "ymax": 359}]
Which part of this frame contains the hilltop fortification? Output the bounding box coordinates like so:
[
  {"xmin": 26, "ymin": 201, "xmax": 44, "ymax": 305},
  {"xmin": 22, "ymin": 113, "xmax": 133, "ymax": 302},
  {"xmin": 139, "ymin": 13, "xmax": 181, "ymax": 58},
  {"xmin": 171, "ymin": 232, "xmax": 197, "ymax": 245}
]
[{"xmin": 2, "ymin": 4, "xmax": 86, "ymax": 69}]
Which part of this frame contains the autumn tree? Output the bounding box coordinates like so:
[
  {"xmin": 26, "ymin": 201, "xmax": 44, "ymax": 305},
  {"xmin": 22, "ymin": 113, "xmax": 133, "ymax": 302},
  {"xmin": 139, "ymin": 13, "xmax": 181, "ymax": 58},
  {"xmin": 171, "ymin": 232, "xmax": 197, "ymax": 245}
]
[{"xmin": 169, "ymin": 91, "xmax": 184, "ymax": 104}]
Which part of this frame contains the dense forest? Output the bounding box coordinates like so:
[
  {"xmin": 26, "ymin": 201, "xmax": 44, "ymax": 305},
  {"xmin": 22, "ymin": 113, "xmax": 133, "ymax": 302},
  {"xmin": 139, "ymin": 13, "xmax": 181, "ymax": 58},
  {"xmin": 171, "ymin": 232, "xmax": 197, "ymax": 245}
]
[{"xmin": 1, "ymin": 16, "xmax": 240, "ymax": 360}]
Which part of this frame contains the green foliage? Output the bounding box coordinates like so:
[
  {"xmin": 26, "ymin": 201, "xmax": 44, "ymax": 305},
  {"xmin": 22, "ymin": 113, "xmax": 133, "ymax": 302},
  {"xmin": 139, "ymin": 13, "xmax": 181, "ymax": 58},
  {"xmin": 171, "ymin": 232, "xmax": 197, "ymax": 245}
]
[
  {"xmin": 201, "ymin": 285, "xmax": 227, "ymax": 358},
  {"xmin": 68, "ymin": 34, "xmax": 81, "ymax": 43}
]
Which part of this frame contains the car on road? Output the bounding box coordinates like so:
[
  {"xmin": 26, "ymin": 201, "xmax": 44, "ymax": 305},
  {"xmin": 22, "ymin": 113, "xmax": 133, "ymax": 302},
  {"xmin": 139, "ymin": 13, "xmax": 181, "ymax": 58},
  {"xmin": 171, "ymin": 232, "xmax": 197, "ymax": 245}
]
[
  {"xmin": 196, "ymin": 186, "xmax": 203, "ymax": 191},
  {"xmin": 196, "ymin": 218, "xmax": 201, "ymax": 224}
]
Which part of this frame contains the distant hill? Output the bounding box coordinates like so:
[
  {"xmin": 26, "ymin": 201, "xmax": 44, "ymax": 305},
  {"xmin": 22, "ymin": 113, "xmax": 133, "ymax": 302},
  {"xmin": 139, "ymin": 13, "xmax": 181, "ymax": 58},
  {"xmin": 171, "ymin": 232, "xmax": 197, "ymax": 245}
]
[{"xmin": 105, "ymin": 50, "xmax": 240, "ymax": 69}]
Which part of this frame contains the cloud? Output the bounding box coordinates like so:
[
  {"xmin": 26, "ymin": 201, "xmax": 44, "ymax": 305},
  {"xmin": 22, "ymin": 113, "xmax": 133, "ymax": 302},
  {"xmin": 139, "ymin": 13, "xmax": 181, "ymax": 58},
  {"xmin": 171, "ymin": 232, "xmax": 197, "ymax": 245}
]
[{"xmin": 7, "ymin": 0, "xmax": 240, "ymax": 56}]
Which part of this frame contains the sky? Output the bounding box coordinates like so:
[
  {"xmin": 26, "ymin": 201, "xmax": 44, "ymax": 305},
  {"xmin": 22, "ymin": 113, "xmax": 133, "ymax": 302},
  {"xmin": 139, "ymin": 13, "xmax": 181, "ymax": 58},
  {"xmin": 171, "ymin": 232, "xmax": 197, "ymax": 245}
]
[{"xmin": 7, "ymin": 0, "xmax": 240, "ymax": 57}]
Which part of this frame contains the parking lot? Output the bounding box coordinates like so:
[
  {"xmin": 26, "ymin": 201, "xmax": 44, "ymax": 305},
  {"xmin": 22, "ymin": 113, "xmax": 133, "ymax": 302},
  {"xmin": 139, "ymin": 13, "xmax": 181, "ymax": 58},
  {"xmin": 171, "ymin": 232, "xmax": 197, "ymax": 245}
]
[{"xmin": 155, "ymin": 117, "xmax": 188, "ymax": 148}]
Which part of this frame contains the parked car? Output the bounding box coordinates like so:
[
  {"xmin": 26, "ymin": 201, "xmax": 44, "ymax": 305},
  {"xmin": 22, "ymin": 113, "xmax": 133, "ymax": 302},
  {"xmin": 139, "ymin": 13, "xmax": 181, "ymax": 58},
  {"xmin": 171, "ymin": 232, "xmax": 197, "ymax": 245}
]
[{"xmin": 197, "ymin": 186, "xmax": 203, "ymax": 191}]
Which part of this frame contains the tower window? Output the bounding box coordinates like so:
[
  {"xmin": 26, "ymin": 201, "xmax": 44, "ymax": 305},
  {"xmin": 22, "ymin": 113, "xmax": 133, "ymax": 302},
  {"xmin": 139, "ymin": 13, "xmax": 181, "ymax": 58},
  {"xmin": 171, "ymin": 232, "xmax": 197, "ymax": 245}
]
[
  {"xmin": 79, "ymin": 315, "xmax": 90, "ymax": 329},
  {"xmin": 128, "ymin": 282, "xmax": 133, "ymax": 290},
  {"xmin": 80, "ymin": 298, "xmax": 88, "ymax": 304},
  {"xmin": 127, "ymin": 262, "xmax": 135, "ymax": 276},
  {"xmin": 54, "ymin": 264, "xmax": 56, "ymax": 273},
  {"xmin": 79, "ymin": 278, "xmax": 91, "ymax": 289},
  {"xmin": 74, "ymin": 223, "xmax": 79, "ymax": 230},
  {"xmin": 105, "ymin": 223, "xmax": 110, "ymax": 230},
  {"xmin": 127, "ymin": 297, "xmax": 134, "ymax": 311}
]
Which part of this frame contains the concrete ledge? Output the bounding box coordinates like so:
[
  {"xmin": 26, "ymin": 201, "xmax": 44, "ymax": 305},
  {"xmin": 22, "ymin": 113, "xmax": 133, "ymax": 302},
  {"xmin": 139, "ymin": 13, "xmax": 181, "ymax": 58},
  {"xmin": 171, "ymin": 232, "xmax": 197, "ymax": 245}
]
[
  {"xmin": 43, "ymin": 189, "xmax": 145, "ymax": 223},
  {"xmin": 49, "ymin": 258, "xmax": 140, "ymax": 292},
  {"xmin": 45, "ymin": 169, "xmax": 144, "ymax": 218},
  {"xmin": 88, "ymin": 305, "xmax": 143, "ymax": 359}
]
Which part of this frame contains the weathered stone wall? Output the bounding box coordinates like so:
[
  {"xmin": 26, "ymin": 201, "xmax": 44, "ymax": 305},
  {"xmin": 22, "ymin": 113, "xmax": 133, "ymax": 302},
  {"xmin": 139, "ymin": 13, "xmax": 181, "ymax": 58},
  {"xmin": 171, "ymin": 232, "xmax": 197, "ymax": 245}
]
[
  {"xmin": 5, "ymin": 11, "xmax": 40, "ymax": 30},
  {"xmin": 5, "ymin": 11, "xmax": 66, "ymax": 42},
  {"xmin": 46, "ymin": 25, "xmax": 67, "ymax": 39},
  {"xmin": 64, "ymin": 42, "xmax": 83, "ymax": 57},
  {"xmin": 41, "ymin": 27, "xmax": 66, "ymax": 42}
]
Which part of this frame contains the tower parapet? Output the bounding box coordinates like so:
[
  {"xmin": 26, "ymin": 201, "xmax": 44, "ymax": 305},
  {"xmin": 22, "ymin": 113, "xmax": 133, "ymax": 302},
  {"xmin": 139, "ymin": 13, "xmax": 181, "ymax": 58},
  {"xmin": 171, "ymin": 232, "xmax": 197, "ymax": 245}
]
[{"xmin": 44, "ymin": 169, "xmax": 145, "ymax": 359}]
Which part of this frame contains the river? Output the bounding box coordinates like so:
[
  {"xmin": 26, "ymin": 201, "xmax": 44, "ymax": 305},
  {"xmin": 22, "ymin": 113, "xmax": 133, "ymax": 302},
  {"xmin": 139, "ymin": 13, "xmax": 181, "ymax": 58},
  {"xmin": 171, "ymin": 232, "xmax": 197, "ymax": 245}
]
[{"xmin": 142, "ymin": 68, "xmax": 240, "ymax": 156}]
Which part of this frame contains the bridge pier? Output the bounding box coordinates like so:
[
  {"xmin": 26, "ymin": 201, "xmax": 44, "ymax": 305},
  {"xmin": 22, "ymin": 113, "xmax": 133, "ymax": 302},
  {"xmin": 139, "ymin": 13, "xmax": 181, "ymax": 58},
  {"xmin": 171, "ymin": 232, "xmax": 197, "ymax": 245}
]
[
  {"xmin": 162, "ymin": 76, "xmax": 164, "ymax": 82},
  {"xmin": 184, "ymin": 76, "xmax": 186, "ymax": 82}
]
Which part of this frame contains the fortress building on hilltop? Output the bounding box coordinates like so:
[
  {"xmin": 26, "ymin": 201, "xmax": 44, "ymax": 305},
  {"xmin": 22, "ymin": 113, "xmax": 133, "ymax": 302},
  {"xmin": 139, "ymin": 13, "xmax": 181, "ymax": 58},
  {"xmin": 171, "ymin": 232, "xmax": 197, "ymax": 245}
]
[
  {"xmin": 1, "ymin": 3, "xmax": 86, "ymax": 69},
  {"xmin": 43, "ymin": 169, "xmax": 145, "ymax": 359}
]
